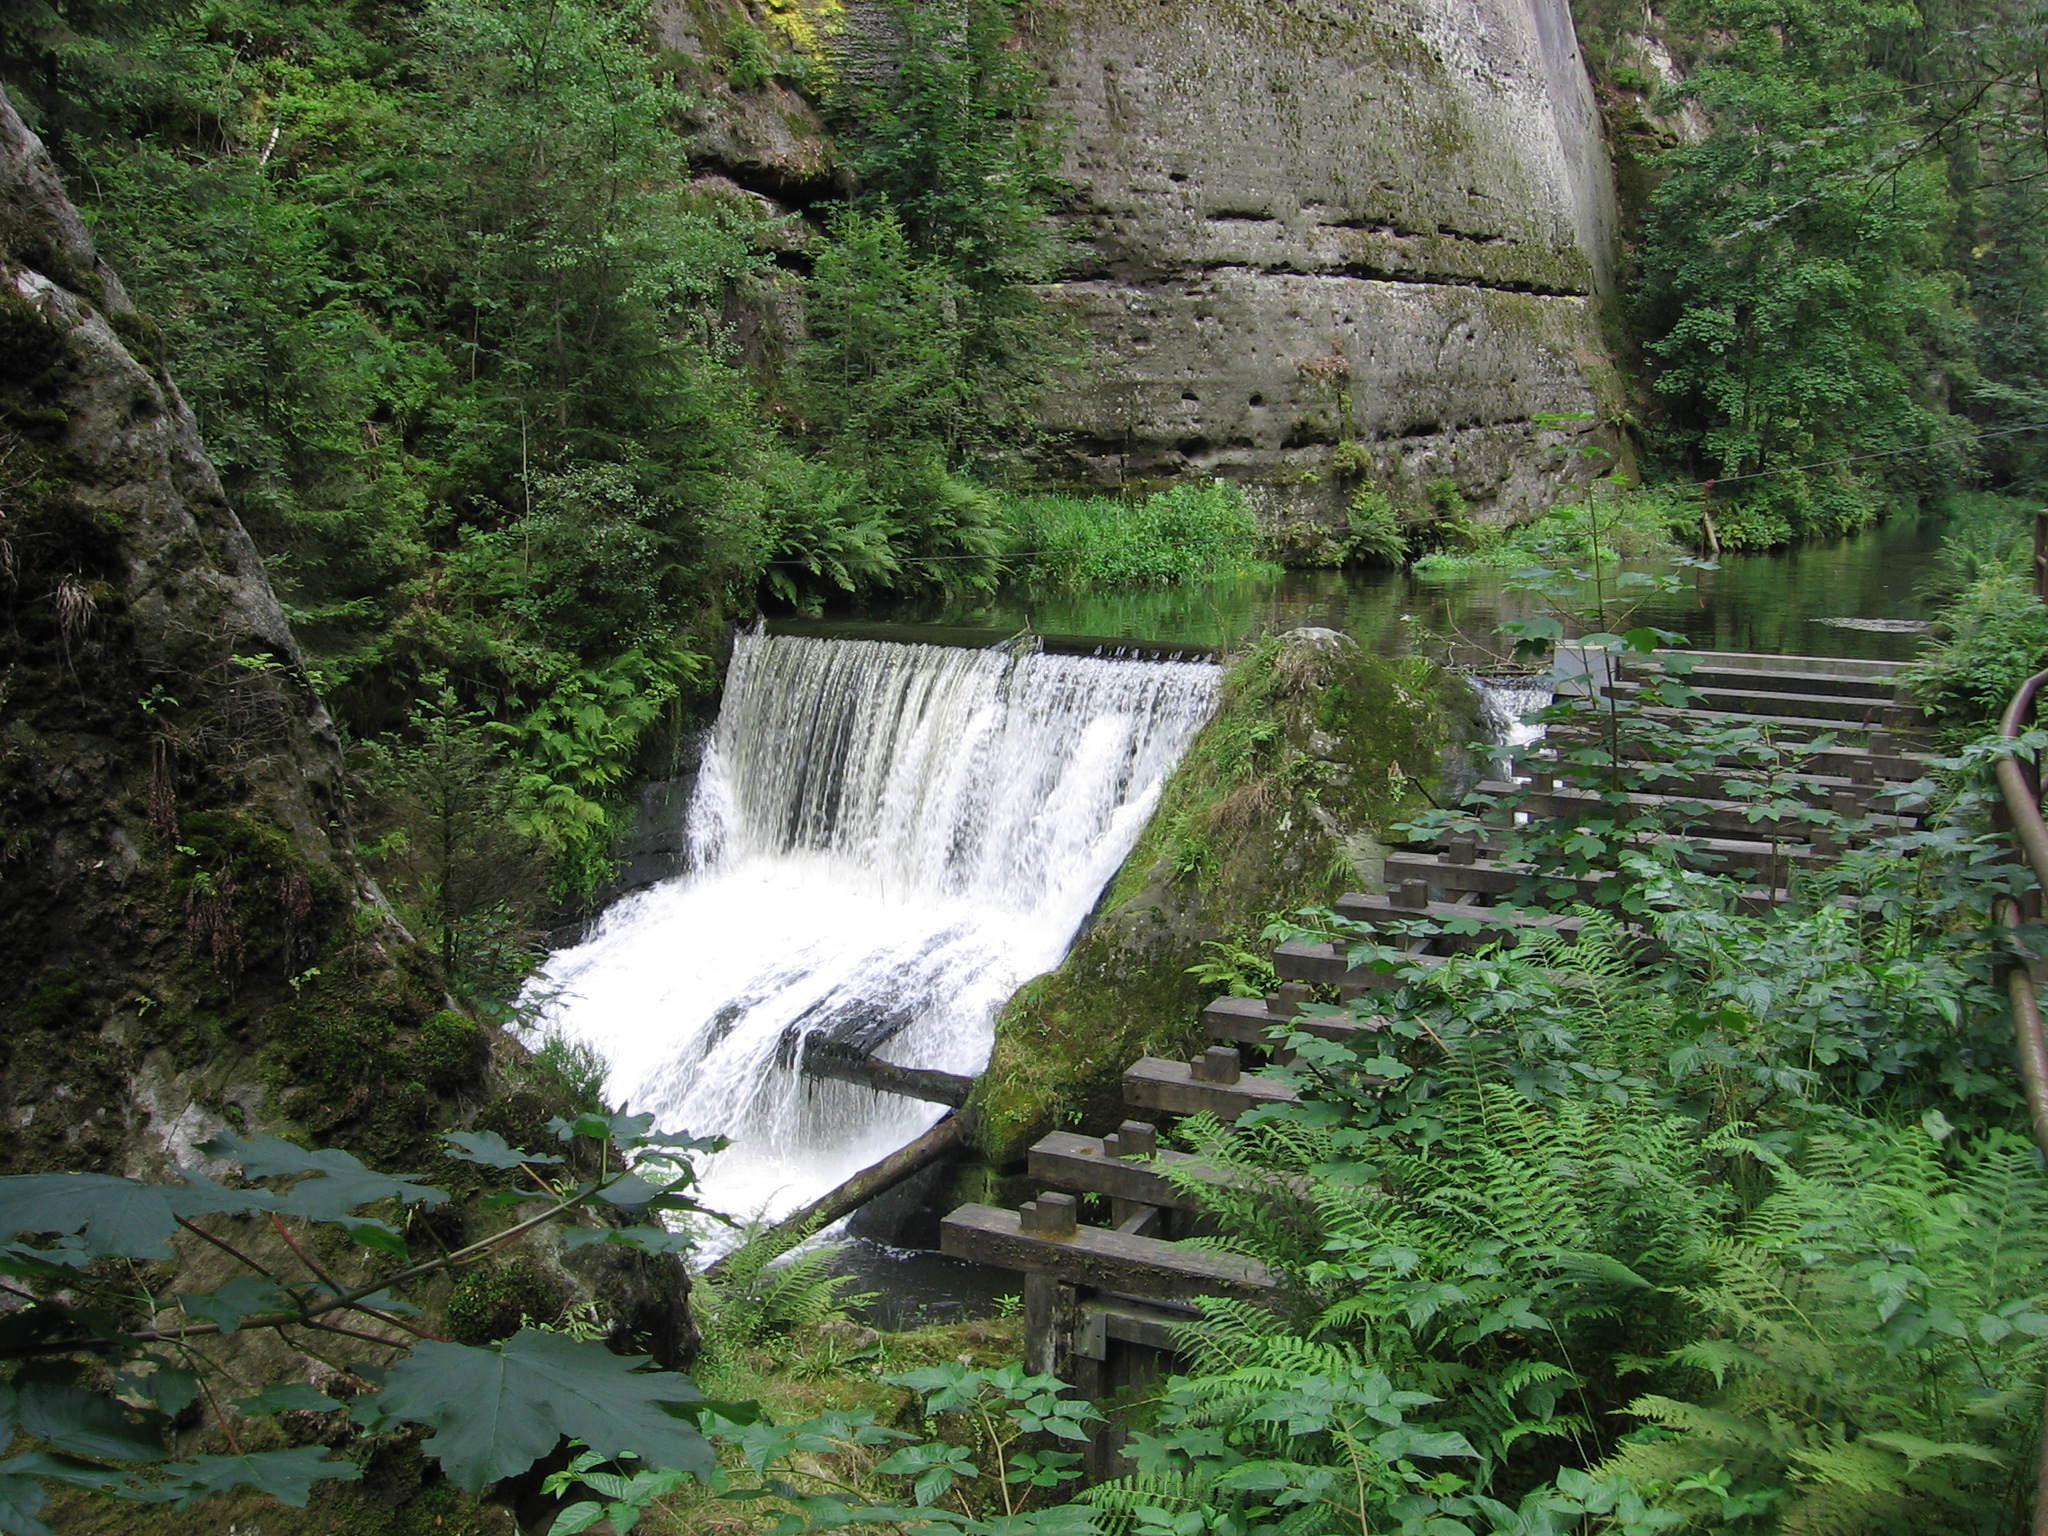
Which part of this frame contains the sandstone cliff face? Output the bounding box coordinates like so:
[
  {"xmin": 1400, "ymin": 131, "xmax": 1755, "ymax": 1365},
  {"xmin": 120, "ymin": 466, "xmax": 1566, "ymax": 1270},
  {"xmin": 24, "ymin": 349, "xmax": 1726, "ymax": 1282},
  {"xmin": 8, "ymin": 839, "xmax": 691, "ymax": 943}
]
[{"xmin": 1020, "ymin": 0, "xmax": 1625, "ymax": 517}]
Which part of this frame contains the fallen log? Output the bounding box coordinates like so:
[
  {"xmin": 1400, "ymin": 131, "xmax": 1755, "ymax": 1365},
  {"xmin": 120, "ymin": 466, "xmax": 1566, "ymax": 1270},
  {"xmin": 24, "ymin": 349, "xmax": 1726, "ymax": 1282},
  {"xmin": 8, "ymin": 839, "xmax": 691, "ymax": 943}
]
[{"xmin": 702, "ymin": 1114, "xmax": 964, "ymax": 1281}]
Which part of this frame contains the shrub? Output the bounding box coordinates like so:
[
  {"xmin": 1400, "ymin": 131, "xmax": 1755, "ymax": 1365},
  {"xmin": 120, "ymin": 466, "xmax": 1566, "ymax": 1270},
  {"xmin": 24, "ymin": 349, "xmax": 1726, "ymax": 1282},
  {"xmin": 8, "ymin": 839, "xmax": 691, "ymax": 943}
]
[{"xmin": 1903, "ymin": 574, "xmax": 2048, "ymax": 731}]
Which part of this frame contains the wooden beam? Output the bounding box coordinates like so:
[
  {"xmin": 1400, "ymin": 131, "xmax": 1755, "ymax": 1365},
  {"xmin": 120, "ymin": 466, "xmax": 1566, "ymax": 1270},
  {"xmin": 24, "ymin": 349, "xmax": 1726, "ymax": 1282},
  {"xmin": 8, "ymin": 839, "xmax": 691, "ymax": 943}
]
[
  {"xmin": 1202, "ymin": 995, "xmax": 1377, "ymax": 1045},
  {"xmin": 940, "ymin": 1203, "xmax": 1277, "ymax": 1303},
  {"xmin": 1122, "ymin": 1057, "xmax": 1299, "ymax": 1116},
  {"xmin": 1029, "ymin": 1130, "xmax": 1200, "ymax": 1209},
  {"xmin": 701, "ymin": 1115, "xmax": 964, "ymax": 1280}
]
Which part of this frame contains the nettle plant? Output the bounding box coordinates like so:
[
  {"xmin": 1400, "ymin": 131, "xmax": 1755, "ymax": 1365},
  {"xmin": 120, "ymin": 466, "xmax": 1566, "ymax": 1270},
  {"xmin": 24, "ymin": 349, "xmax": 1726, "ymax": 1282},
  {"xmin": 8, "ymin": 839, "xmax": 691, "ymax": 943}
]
[
  {"xmin": 0, "ymin": 1117, "xmax": 1104, "ymax": 1536},
  {"xmin": 0, "ymin": 1114, "xmax": 721, "ymax": 1530}
]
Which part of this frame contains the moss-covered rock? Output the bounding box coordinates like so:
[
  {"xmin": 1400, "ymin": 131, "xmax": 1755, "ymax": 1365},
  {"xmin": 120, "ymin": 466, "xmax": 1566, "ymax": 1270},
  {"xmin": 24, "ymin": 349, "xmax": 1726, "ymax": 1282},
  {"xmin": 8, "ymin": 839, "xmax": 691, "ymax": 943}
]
[{"xmin": 967, "ymin": 630, "xmax": 1465, "ymax": 1164}]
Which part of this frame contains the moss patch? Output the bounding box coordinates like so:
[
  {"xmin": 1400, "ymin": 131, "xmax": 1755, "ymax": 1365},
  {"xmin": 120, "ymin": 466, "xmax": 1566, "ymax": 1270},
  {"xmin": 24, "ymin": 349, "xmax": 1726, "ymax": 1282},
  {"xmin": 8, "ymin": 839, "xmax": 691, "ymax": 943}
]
[{"xmin": 967, "ymin": 633, "xmax": 1459, "ymax": 1163}]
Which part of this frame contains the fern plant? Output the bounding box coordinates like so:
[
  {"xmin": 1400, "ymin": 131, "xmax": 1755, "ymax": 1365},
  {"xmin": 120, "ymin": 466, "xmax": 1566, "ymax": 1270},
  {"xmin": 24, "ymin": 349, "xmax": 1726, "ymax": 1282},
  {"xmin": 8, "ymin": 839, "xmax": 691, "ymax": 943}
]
[{"xmin": 1601, "ymin": 1118, "xmax": 2048, "ymax": 1533}]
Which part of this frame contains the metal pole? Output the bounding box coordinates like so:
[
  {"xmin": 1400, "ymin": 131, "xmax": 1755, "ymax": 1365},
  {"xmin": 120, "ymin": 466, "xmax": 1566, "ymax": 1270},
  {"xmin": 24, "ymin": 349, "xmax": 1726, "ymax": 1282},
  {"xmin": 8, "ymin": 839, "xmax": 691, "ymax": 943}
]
[{"xmin": 1992, "ymin": 668, "xmax": 2048, "ymax": 1536}]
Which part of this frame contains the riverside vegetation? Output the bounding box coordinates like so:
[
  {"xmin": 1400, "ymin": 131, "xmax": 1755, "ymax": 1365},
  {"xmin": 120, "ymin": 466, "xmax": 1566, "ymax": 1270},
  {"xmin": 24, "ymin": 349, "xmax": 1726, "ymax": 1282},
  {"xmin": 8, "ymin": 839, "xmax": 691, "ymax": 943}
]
[
  {"xmin": 10, "ymin": 496, "xmax": 2048, "ymax": 1536},
  {"xmin": 4, "ymin": 0, "xmax": 2045, "ymax": 978},
  {"xmin": 6, "ymin": 1, "xmax": 2048, "ymax": 1533}
]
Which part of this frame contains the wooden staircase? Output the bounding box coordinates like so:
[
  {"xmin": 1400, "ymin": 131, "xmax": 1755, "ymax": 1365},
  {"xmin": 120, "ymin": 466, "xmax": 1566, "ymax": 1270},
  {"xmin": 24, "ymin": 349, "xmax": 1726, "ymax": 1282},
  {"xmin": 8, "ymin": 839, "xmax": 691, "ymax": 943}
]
[{"xmin": 938, "ymin": 650, "xmax": 1932, "ymax": 1473}]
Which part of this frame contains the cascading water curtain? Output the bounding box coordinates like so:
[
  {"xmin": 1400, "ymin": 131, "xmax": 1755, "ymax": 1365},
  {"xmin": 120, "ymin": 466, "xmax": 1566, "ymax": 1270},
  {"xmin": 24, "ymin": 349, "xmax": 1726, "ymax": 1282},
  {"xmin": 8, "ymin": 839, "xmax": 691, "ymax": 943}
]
[{"xmin": 528, "ymin": 633, "xmax": 1220, "ymax": 1226}]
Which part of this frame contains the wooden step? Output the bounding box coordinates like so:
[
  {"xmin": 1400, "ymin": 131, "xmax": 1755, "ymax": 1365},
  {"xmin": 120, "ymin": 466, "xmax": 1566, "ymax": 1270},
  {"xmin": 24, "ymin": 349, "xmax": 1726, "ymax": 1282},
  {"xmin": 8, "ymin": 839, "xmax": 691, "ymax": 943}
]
[
  {"xmin": 1122, "ymin": 1056, "xmax": 1300, "ymax": 1116},
  {"xmin": 1609, "ymin": 681, "xmax": 1917, "ymax": 725},
  {"xmin": 1468, "ymin": 827, "xmax": 1826, "ymax": 881},
  {"xmin": 1030, "ymin": 1129, "xmax": 1199, "ymax": 1210},
  {"xmin": 1382, "ymin": 850, "xmax": 1607, "ymax": 903},
  {"xmin": 1274, "ymin": 941, "xmax": 1446, "ymax": 990},
  {"xmin": 1669, "ymin": 649, "xmax": 1908, "ymax": 681},
  {"xmin": 1478, "ymin": 780, "xmax": 1912, "ymax": 841},
  {"xmin": 1661, "ymin": 664, "xmax": 1902, "ymax": 701},
  {"xmin": 940, "ymin": 1203, "xmax": 1277, "ymax": 1303},
  {"xmin": 1538, "ymin": 729, "xmax": 1931, "ymax": 784},
  {"xmin": 1331, "ymin": 890, "xmax": 1588, "ymax": 950},
  {"xmin": 1201, "ymin": 994, "xmax": 1378, "ymax": 1046}
]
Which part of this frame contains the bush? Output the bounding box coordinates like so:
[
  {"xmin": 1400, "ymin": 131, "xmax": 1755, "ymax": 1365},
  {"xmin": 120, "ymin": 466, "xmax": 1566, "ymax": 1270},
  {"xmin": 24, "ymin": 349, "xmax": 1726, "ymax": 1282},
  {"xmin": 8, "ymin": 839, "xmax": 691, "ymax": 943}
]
[
  {"xmin": 1000, "ymin": 480, "xmax": 1269, "ymax": 588},
  {"xmin": 1903, "ymin": 574, "xmax": 2048, "ymax": 731}
]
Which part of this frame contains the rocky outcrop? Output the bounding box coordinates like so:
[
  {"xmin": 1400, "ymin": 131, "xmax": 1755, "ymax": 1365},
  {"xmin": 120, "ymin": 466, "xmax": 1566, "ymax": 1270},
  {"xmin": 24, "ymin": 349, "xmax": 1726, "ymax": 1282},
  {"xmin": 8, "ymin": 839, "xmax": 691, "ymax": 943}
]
[
  {"xmin": 0, "ymin": 88, "xmax": 696, "ymax": 1427},
  {"xmin": 1018, "ymin": 0, "xmax": 1625, "ymax": 519},
  {"xmin": 968, "ymin": 633, "xmax": 1467, "ymax": 1164}
]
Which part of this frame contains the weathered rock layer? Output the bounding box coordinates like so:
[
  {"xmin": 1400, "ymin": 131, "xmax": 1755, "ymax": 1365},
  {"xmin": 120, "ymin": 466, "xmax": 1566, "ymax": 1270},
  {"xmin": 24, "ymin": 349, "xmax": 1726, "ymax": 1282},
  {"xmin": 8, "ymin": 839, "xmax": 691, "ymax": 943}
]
[{"xmin": 1020, "ymin": 0, "xmax": 1624, "ymax": 516}]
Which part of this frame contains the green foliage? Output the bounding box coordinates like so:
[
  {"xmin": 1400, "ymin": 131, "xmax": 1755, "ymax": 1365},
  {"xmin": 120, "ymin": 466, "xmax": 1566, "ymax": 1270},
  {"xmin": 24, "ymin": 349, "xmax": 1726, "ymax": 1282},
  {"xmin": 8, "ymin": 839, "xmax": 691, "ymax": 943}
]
[
  {"xmin": 1630, "ymin": 0, "xmax": 2002, "ymax": 534},
  {"xmin": 362, "ymin": 1330, "xmax": 712, "ymax": 1494},
  {"xmin": 1343, "ymin": 487, "xmax": 1408, "ymax": 567},
  {"xmin": 1903, "ymin": 574, "xmax": 2048, "ymax": 733},
  {"xmin": 1412, "ymin": 491, "xmax": 1687, "ymax": 577},
  {"xmin": 1002, "ymin": 482, "xmax": 1270, "ymax": 589},
  {"xmin": 0, "ymin": 1114, "xmax": 725, "ymax": 1524},
  {"xmin": 696, "ymin": 1228, "xmax": 876, "ymax": 1371}
]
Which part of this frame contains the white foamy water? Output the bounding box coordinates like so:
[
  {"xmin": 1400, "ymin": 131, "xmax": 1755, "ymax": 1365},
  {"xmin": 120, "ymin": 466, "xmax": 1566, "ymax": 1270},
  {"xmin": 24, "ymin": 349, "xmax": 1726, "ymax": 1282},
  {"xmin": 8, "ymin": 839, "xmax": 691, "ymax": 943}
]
[
  {"xmin": 1474, "ymin": 677, "xmax": 1552, "ymax": 753},
  {"xmin": 528, "ymin": 632, "xmax": 1220, "ymax": 1226}
]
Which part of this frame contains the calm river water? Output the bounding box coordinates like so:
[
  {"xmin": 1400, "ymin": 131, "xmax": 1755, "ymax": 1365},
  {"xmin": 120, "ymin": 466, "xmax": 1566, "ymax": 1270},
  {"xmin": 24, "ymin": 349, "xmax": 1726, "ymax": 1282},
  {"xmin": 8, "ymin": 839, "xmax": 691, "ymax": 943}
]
[{"xmin": 853, "ymin": 510, "xmax": 1949, "ymax": 664}]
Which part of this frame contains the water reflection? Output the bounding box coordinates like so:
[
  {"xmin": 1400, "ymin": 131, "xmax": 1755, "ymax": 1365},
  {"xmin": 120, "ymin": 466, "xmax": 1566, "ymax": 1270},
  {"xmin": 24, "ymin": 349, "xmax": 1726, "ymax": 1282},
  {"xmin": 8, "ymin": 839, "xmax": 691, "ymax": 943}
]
[{"xmin": 870, "ymin": 514, "xmax": 1948, "ymax": 661}]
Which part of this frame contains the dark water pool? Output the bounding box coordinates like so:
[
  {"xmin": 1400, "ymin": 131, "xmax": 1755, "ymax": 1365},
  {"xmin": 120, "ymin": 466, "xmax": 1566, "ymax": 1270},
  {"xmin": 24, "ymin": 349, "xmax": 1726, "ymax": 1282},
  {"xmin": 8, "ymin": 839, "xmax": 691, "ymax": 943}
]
[{"xmin": 836, "ymin": 512, "xmax": 1948, "ymax": 665}]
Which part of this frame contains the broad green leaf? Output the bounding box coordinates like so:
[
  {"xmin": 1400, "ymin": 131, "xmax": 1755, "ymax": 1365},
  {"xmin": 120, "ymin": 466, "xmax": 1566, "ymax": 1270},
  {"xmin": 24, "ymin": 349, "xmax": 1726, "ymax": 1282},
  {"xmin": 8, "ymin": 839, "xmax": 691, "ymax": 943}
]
[
  {"xmin": 346, "ymin": 1221, "xmax": 410, "ymax": 1259},
  {"xmin": 561, "ymin": 1226, "xmax": 695, "ymax": 1255},
  {"xmin": 357, "ymin": 1329, "xmax": 711, "ymax": 1493},
  {"xmin": 179, "ymin": 1277, "xmax": 291, "ymax": 1334},
  {"xmin": 158, "ymin": 1447, "xmax": 363, "ymax": 1506},
  {"xmin": 233, "ymin": 1384, "xmax": 342, "ymax": 1415},
  {"xmin": 195, "ymin": 1134, "xmax": 447, "ymax": 1219},
  {"xmin": 549, "ymin": 1499, "xmax": 609, "ymax": 1535},
  {"xmin": 0, "ymin": 1474, "xmax": 48, "ymax": 1536},
  {"xmin": 113, "ymin": 1367, "xmax": 198, "ymax": 1416},
  {"xmin": 444, "ymin": 1131, "xmax": 563, "ymax": 1169},
  {"xmin": 0, "ymin": 1174, "xmax": 180, "ymax": 1261},
  {"xmin": 17, "ymin": 1383, "xmax": 165, "ymax": 1463}
]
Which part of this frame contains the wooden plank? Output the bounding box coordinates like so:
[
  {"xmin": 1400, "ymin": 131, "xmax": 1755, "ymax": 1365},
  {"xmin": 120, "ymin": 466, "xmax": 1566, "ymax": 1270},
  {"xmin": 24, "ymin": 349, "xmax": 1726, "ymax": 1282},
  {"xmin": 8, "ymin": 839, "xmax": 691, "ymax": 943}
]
[
  {"xmin": 1540, "ymin": 728, "xmax": 1931, "ymax": 784},
  {"xmin": 1274, "ymin": 941, "xmax": 1443, "ymax": 990},
  {"xmin": 1478, "ymin": 781, "xmax": 1912, "ymax": 840},
  {"xmin": 1333, "ymin": 892, "xmax": 1586, "ymax": 949},
  {"xmin": 1604, "ymin": 702, "xmax": 1916, "ymax": 742},
  {"xmin": 1669, "ymin": 666, "xmax": 1902, "ymax": 701},
  {"xmin": 1609, "ymin": 681, "xmax": 1918, "ymax": 724},
  {"xmin": 1670, "ymin": 649, "xmax": 1908, "ymax": 681},
  {"xmin": 1122, "ymin": 1057, "xmax": 1300, "ymax": 1116},
  {"xmin": 1201, "ymin": 994, "xmax": 1375, "ymax": 1045},
  {"xmin": 939, "ymin": 1204, "xmax": 1278, "ymax": 1302},
  {"xmin": 1029, "ymin": 1130, "xmax": 1199, "ymax": 1209},
  {"xmin": 1076, "ymin": 1298, "xmax": 1189, "ymax": 1359},
  {"xmin": 1382, "ymin": 851, "xmax": 1608, "ymax": 901}
]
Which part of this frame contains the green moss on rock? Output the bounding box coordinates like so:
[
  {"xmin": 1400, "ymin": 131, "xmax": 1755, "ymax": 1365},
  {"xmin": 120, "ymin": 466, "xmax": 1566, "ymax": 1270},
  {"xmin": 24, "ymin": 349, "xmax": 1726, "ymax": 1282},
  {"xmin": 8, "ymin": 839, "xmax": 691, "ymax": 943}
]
[{"xmin": 967, "ymin": 632, "xmax": 1461, "ymax": 1164}]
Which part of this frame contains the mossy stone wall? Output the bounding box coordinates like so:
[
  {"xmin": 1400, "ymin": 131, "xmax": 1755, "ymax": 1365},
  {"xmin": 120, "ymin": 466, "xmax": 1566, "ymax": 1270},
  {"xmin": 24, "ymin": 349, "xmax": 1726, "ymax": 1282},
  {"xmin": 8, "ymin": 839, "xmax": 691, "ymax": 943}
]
[{"xmin": 967, "ymin": 630, "xmax": 1465, "ymax": 1164}]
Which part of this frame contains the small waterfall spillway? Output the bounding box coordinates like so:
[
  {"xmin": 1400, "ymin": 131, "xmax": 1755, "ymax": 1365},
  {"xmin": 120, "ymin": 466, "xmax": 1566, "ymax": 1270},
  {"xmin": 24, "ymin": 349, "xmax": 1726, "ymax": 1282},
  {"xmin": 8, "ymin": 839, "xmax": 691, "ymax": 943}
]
[
  {"xmin": 529, "ymin": 632, "xmax": 1221, "ymax": 1226},
  {"xmin": 1474, "ymin": 677, "xmax": 1552, "ymax": 753}
]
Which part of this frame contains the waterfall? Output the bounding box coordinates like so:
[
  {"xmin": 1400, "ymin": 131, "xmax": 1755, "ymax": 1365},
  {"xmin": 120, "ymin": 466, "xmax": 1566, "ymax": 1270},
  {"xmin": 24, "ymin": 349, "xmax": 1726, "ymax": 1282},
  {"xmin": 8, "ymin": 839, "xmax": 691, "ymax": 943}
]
[
  {"xmin": 527, "ymin": 632, "xmax": 1221, "ymax": 1226},
  {"xmin": 1473, "ymin": 677, "xmax": 1551, "ymax": 754}
]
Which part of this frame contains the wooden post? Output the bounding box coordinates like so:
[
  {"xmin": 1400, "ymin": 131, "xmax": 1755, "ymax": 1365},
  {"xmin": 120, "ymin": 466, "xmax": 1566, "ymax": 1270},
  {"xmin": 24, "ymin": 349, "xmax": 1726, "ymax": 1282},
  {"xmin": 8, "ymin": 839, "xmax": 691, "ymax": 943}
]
[
  {"xmin": 1392, "ymin": 879, "xmax": 1431, "ymax": 911},
  {"xmin": 1023, "ymin": 1271, "xmax": 1076, "ymax": 1378},
  {"xmin": 1446, "ymin": 833, "xmax": 1478, "ymax": 866},
  {"xmin": 1190, "ymin": 1046, "xmax": 1241, "ymax": 1084},
  {"xmin": 1110, "ymin": 1120, "xmax": 1157, "ymax": 1157},
  {"xmin": 1020, "ymin": 1192, "xmax": 1078, "ymax": 1237},
  {"xmin": 2034, "ymin": 509, "xmax": 2048, "ymax": 603}
]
